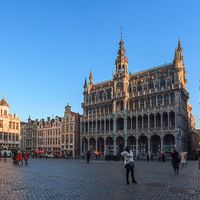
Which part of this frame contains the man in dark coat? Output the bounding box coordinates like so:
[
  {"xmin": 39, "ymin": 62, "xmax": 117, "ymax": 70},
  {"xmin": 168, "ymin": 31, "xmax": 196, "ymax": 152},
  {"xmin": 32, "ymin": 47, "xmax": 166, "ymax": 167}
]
[
  {"xmin": 171, "ymin": 148, "xmax": 180, "ymax": 174},
  {"xmin": 86, "ymin": 150, "xmax": 91, "ymax": 163}
]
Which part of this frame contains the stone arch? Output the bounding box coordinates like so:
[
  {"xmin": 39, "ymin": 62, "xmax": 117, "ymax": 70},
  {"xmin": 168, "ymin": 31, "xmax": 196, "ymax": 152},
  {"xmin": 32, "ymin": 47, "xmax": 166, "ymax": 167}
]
[
  {"xmin": 97, "ymin": 120, "xmax": 100, "ymax": 131},
  {"xmin": 163, "ymin": 112, "xmax": 168, "ymax": 128},
  {"xmin": 163, "ymin": 134, "xmax": 175, "ymax": 152},
  {"xmin": 101, "ymin": 119, "xmax": 104, "ymax": 132},
  {"xmin": 97, "ymin": 137, "xmax": 104, "ymax": 153},
  {"xmin": 169, "ymin": 111, "xmax": 175, "ymax": 128},
  {"xmin": 138, "ymin": 115, "xmax": 142, "ymax": 129},
  {"xmin": 106, "ymin": 119, "xmax": 109, "ymax": 131},
  {"xmin": 127, "ymin": 136, "xmax": 136, "ymax": 149},
  {"xmin": 116, "ymin": 136, "xmax": 124, "ymax": 155},
  {"xmin": 89, "ymin": 121, "xmax": 92, "ymax": 133},
  {"xmin": 138, "ymin": 135, "xmax": 148, "ymax": 152},
  {"xmin": 132, "ymin": 116, "xmax": 136, "ymax": 130},
  {"xmin": 150, "ymin": 135, "xmax": 161, "ymax": 154},
  {"xmin": 127, "ymin": 116, "xmax": 131, "ymax": 130},
  {"xmin": 85, "ymin": 121, "xmax": 88, "ymax": 133},
  {"xmin": 116, "ymin": 117, "xmax": 124, "ymax": 130},
  {"xmin": 143, "ymin": 114, "xmax": 148, "ymax": 129},
  {"xmin": 156, "ymin": 113, "xmax": 161, "ymax": 128},
  {"xmin": 164, "ymin": 94, "xmax": 169, "ymax": 105},
  {"xmin": 150, "ymin": 113, "xmax": 154, "ymax": 129},
  {"xmin": 110, "ymin": 119, "xmax": 113, "ymax": 131},
  {"xmin": 157, "ymin": 95, "xmax": 163, "ymax": 106},
  {"xmin": 89, "ymin": 138, "xmax": 96, "ymax": 151}
]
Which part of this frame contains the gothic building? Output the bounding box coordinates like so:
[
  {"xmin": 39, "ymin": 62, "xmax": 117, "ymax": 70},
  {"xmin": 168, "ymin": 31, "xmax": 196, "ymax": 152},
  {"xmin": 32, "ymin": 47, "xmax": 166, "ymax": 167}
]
[{"xmin": 80, "ymin": 39, "xmax": 191, "ymax": 157}]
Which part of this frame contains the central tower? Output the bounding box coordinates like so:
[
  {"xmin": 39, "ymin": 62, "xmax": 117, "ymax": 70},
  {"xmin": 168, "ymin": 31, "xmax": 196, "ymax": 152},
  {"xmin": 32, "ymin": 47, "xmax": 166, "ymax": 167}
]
[{"xmin": 115, "ymin": 39, "xmax": 128, "ymax": 78}]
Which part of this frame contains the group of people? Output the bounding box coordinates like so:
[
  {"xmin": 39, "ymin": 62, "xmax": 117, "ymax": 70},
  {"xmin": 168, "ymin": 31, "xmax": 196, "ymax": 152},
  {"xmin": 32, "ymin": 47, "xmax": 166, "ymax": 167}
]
[
  {"xmin": 120, "ymin": 147, "xmax": 187, "ymax": 185},
  {"xmin": 12, "ymin": 151, "xmax": 30, "ymax": 165}
]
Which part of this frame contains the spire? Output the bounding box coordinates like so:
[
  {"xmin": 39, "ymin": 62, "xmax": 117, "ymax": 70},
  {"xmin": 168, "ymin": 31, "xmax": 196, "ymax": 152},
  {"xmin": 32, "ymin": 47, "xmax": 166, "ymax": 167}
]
[
  {"xmin": 115, "ymin": 36, "xmax": 128, "ymax": 77},
  {"xmin": 89, "ymin": 70, "xmax": 93, "ymax": 85},
  {"xmin": 84, "ymin": 77, "xmax": 87, "ymax": 88},
  {"xmin": 178, "ymin": 38, "xmax": 182, "ymax": 50},
  {"xmin": 174, "ymin": 38, "xmax": 184, "ymax": 65}
]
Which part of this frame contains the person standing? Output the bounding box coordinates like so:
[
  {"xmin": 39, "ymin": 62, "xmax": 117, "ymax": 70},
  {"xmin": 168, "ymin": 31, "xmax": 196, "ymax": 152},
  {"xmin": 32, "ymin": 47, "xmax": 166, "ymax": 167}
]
[
  {"xmin": 171, "ymin": 148, "xmax": 180, "ymax": 174},
  {"xmin": 86, "ymin": 150, "xmax": 91, "ymax": 163},
  {"xmin": 24, "ymin": 152, "xmax": 30, "ymax": 165},
  {"xmin": 180, "ymin": 152, "xmax": 187, "ymax": 167},
  {"xmin": 121, "ymin": 147, "xmax": 137, "ymax": 185}
]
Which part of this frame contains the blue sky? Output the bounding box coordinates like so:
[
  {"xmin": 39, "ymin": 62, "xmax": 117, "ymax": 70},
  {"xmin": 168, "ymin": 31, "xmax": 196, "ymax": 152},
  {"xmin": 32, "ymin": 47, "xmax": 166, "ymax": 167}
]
[{"xmin": 0, "ymin": 1, "xmax": 199, "ymax": 128}]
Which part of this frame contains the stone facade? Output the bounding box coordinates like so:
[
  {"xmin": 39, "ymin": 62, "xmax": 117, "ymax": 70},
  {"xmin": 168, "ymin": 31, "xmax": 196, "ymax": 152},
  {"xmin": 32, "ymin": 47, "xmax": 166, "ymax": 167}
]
[
  {"xmin": 80, "ymin": 39, "xmax": 191, "ymax": 157},
  {"xmin": 20, "ymin": 117, "xmax": 38, "ymax": 151},
  {"xmin": 21, "ymin": 105, "xmax": 80, "ymax": 157},
  {"xmin": 0, "ymin": 98, "xmax": 20, "ymax": 150},
  {"xmin": 60, "ymin": 105, "xmax": 80, "ymax": 158},
  {"xmin": 37, "ymin": 116, "xmax": 61, "ymax": 155}
]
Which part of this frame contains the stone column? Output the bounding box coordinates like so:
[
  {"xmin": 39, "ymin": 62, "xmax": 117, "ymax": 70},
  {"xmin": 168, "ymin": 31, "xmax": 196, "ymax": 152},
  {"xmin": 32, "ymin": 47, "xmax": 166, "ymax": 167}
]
[
  {"xmin": 161, "ymin": 137, "xmax": 164, "ymax": 152},
  {"xmin": 136, "ymin": 136, "xmax": 139, "ymax": 157},
  {"xmin": 124, "ymin": 116, "xmax": 127, "ymax": 147},
  {"xmin": 104, "ymin": 118, "xmax": 106, "ymax": 133},
  {"xmin": 88, "ymin": 138, "xmax": 90, "ymax": 151},
  {"xmin": 148, "ymin": 137, "xmax": 151, "ymax": 154},
  {"xmin": 136, "ymin": 115, "xmax": 138, "ymax": 130},
  {"xmin": 113, "ymin": 115, "xmax": 117, "ymax": 155},
  {"xmin": 96, "ymin": 138, "xmax": 98, "ymax": 151},
  {"xmin": 104, "ymin": 138, "xmax": 106, "ymax": 156},
  {"xmin": 161, "ymin": 113, "xmax": 163, "ymax": 130}
]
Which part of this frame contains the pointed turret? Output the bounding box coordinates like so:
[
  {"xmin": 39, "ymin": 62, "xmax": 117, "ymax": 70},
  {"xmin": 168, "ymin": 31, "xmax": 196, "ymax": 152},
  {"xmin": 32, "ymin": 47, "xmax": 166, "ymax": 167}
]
[
  {"xmin": 89, "ymin": 70, "xmax": 93, "ymax": 85},
  {"xmin": 174, "ymin": 39, "xmax": 184, "ymax": 67},
  {"xmin": 84, "ymin": 77, "xmax": 87, "ymax": 89},
  {"xmin": 173, "ymin": 39, "xmax": 186, "ymax": 89},
  {"xmin": 115, "ymin": 38, "xmax": 128, "ymax": 77},
  {"xmin": 0, "ymin": 97, "xmax": 9, "ymax": 107}
]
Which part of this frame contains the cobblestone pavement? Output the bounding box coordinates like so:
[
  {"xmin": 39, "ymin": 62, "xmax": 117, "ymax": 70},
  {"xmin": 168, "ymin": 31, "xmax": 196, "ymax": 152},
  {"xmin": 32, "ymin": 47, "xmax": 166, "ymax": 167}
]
[{"xmin": 0, "ymin": 159, "xmax": 200, "ymax": 200}]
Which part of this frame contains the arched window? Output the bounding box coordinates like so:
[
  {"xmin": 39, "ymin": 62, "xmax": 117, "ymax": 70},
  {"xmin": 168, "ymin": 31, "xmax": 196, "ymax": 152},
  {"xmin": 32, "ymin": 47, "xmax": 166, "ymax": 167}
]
[
  {"xmin": 164, "ymin": 94, "xmax": 169, "ymax": 105},
  {"xmin": 158, "ymin": 95, "xmax": 163, "ymax": 106}
]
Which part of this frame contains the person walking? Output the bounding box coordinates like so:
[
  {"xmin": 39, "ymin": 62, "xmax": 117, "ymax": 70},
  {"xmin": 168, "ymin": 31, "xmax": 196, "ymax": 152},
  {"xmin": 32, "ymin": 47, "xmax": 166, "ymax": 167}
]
[
  {"xmin": 171, "ymin": 148, "xmax": 180, "ymax": 174},
  {"xmin": 17, "ymin": 151, "xmax": 23, "ymax": 165},
  {"xmin": 86, "ymin": 150, "xmax": 91, "ymax": 163},
  {"xmin": 24, "ymin": 152, "xmax": 30, "ymax": 165},
  {"xmin": 121, "ymin": 146, "xmax": 137, "ymax": 185},
  {"xmin": 180, "ymin": 152, "xmax": 187, "ymax": 167}
]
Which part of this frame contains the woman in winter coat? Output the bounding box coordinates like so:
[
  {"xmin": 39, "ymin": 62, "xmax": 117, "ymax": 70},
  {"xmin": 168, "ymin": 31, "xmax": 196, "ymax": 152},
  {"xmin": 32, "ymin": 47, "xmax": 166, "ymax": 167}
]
[{"xmin": 121, "ymin": 146, "xmax": 137, "ymax": 185}]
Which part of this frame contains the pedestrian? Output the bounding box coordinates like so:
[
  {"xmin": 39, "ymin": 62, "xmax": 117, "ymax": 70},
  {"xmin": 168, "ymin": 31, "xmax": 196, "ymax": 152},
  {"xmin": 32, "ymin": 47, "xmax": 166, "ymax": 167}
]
[
  {"xmin": 162, "ymin": 153, "xmax": 166, "ymax": 162},
  {"xmin": 180, "ymin": 152, "xmax": 187, "ymax": 167},
  {"xmin": 24, "ymin": 152, "xmax": 30, "ymax": 165},
  {"xmin": 17, "ymin": 151, "xmax": 23, "ymax": 165},
  {"xmin": 150, "ymin": 153, "xmax": 154, "ymax": 161},
  {"xmin": 86, "ymin": 150, "xmax": 91, "ymax": 163},
  {"xmin": 4, "ymin": 152, "xmax": 7, "ymax": 161},
  {"xmin": 146, "ymin": 153, "xmax": 149, "ymax": 161},
  {"xmin": 171, "ymin": 148, "xmax": 180, "ymax": 174},
  {"xmin": 121, "ymin": 146, "xmax": 137, "ymax": 185}
]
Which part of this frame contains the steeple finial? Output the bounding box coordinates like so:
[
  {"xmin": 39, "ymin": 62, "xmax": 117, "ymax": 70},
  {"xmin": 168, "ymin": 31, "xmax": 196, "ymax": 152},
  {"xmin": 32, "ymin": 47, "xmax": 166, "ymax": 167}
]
[
  {"xmin": 89, "ymin": 70, "xmax": 93, "ymax": 85},
  {"xmin": 178, "ymin": 38, "xmax": 182, "ymax": 50},
  {"xmin": 120, "ymin": 26, "xmax": 123, "ymax": 41}
]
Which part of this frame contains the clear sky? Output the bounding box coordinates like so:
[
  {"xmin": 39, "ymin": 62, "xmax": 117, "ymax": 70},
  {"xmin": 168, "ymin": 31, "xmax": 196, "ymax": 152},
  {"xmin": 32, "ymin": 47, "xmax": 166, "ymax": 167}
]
[{"xmin": 0, "ymin": 1, "xmax": 199, "ymax": 127}]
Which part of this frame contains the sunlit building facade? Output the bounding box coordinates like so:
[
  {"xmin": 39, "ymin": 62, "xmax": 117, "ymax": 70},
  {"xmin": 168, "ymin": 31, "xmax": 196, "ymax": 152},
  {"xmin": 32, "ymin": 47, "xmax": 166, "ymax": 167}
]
[
  {"xmin": 80, "ymin": 39, "xmax": 191, "ymax": 157},
  {"xmin": 0, "ymin": 98, "xmax": 20, "ymax": 150}
]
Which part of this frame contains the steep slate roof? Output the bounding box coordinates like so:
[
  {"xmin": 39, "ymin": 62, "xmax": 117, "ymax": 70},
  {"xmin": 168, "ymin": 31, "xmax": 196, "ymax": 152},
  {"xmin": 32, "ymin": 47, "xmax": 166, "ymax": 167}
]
[{"xmin": 0, "ymin": 98, "xmax": 9, "ymax": 107}]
